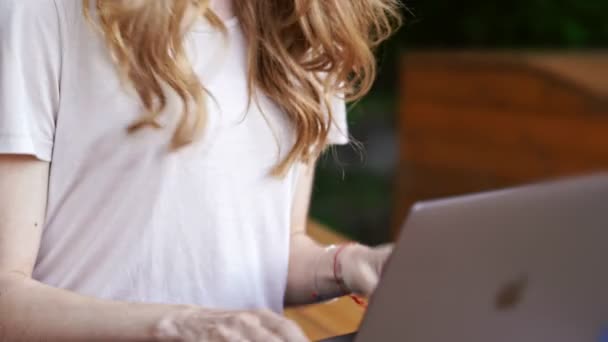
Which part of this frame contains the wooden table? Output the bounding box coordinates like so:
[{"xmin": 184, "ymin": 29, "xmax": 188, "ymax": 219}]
[{"xmin": 284, "ymin": 221, "xmax": 365, "ymax": 341}]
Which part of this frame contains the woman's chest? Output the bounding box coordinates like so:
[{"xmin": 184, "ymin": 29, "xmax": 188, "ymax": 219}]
[{"xmin": 54, "ymin": 23, "xmax": 295, "ymax": 173}]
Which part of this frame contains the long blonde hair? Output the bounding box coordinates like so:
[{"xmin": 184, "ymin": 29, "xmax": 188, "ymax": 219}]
[{"xmin": 84, "ymin": 0, "xmax": 401, "ymax": 174}]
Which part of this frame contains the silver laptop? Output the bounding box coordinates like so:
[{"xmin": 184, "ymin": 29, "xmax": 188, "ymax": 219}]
[{"xmin": 322, "ymin": 173, "xmax": 608, "ymax": 342}]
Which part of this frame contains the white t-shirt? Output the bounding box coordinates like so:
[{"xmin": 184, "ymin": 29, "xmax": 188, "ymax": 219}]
[{"xmin": 0, "ymin": 0, "xmax": 348, "ymax": 312}]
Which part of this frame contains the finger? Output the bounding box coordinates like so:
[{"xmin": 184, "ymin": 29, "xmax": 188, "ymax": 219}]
[
  {"xmin": 246, "ymin": 326, "xmax": 283, "ymax": 342},
  {"xmin": 154, "ymin": 316, "xmax": 181, "ymax": 340},
  {"xmin": 220, "ymin": 314, "xmax": 279, "ymax": 342},
  {"xmin": 211, "ymin": 324, "xmax": 243, "ymax": 342},
  {"xmin": 376, "ymin": 243, "xmax": 394, "ymax": 255},
  {"xmin": 256, "ymin": 310, "xmax": 309, "ymax": 342},
  {"xmin": 357, "ymin": 262, "xmax": 379, "ymax": 296},
  {"xmin": 373, "ymin": 244, "xmax": 394, "ymax": 274}
]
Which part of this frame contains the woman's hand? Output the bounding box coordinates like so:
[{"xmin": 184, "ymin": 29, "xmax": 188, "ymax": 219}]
[
  {"xmin": 153, "ymin": 307, "xmax": 309, "ymax": 342},
  {"xmin": 339, "ymin": 244, "xmax": 393, "ymax": 296}
]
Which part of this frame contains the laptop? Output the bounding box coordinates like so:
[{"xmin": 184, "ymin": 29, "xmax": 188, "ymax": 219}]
[{"xmin": 321, "ymin": 173, "xmax": 608, "ymax": 342}]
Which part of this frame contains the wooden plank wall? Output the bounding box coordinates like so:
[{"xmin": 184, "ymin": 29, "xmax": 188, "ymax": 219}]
[{"xmin": 394, "ymin": 52, "xmax": 608, "ymax": 235}]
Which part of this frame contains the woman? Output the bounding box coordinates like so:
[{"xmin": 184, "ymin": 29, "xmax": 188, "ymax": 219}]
[{"xmin": 0, "ymin": 0, "xmax": 400, "ymax": 340}]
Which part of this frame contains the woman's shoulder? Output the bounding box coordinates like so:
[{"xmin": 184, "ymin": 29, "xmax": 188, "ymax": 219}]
[
  {"xmin": 0, "ymin": 0, "xmax": 83, "ymax": 17},
  {"xmin": 0, "ymin": 0, "xmax": 84, "ymax": 32},
  {"xmin": 0, "ymin": 0, "xmax": 62, "ymax": 45},
  {"xmin": 0, "ymin": 0, "xmax": 58, "ymax": 20}
]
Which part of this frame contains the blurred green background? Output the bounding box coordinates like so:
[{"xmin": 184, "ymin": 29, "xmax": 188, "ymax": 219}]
[{"xmin": 310, "ymin": 0, "xmax": 608, "ymax": 245}]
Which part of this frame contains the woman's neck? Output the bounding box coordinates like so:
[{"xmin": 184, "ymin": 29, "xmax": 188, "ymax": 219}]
[{"xmin": 210, "ymin": 0, "xmax": 235, "ymax": 20}]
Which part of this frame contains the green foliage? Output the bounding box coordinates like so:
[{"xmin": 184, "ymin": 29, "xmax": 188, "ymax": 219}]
[{"xmin": 399, "ymin": 0, "xmax": 608, "ymax": 48}]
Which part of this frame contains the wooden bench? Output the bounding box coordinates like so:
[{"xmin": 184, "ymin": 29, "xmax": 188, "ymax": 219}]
[{"xmin": 394, "ymin": 51, "xmax": 608, "ymax": 235}]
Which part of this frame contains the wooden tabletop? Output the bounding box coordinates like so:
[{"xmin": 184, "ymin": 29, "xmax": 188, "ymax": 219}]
[{"xmin": 284, "ymin": 221, "xmax": 365, "ymax": 341}]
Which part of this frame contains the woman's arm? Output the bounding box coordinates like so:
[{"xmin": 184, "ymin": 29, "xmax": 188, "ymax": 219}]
[
  {"xmin": 285, "ymin": 160, "xmax": 392, "ymax": 306},
  {"xmin": 0, "ymin": 155, "xmax": 178, "ymax": 341},
  {"xmin": 0, "ymin": 155, "xmax": 307, "ymax": 342},
  {"xmin": 284, "ymin": 161, "xmax": 342, "ymax": 305}
]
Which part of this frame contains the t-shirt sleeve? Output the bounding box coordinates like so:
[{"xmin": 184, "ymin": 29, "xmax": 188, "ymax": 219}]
[
  {"xmin": 0, "ymin": 0, "xmax": 62, "ymax": 161},
  {"xmin": 326, "ymin": 96, "xmax": 349, "ymax": 145}
]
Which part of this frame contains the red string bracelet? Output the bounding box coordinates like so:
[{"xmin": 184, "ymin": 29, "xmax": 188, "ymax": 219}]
[
  {"xmin": 350, "ymin": 295, "xmax": 368, "ymax": 308},
  {"xmin": 333, "ymin": 243, "xmax": 368, "ymax": 309},
  {"xmin": 311, "ymin": 245, "xmax": 337, "ymax": 301},
  {"xmin": 332, "ymin": 244, "xmax": 351, "ymax": 294}
]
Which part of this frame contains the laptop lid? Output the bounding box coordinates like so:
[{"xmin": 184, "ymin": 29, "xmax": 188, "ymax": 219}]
[{"xmin": 356, "ymin": 174, "xmax": 608, "ymax": 342}]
